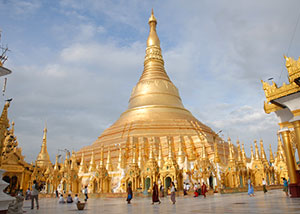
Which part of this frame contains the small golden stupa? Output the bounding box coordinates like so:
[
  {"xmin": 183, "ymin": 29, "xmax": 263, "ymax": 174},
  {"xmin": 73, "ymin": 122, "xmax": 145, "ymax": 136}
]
[{"xmin": 78, "ymin": 10, "xmax": 228, "ymax": 169}]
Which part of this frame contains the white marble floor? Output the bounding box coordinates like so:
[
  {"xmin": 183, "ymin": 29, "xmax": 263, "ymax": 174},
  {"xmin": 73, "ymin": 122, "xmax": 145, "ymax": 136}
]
[{"xmin": 23, "ymin": 189, "xmax": 300, "ymax": 214}]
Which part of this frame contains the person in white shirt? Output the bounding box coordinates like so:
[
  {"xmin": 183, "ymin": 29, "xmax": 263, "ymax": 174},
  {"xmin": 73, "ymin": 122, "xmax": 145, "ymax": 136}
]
[
  {"xmin": 170, "ymin": 182, "xmax": 176, "ymax": 204},
  {"xmin": 58, "ymin": 194, "xmax": 65, "ymax": 203},
  {"xmin": 74, "ymin": 194, "xmax": 79, "ymax": 204},
  {"xmin": 31, "ymin": 180, "xmax": 39, "ymax": 210},
  {"xmin": 262, "ymin": 178, "xmax": 267, "ymax": 193}
]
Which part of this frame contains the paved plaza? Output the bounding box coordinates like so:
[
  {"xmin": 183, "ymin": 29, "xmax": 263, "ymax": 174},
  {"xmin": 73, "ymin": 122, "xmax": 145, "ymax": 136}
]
[{"xmin": 23, "ymin": 190, "xmax": 300, "ymax": 214}]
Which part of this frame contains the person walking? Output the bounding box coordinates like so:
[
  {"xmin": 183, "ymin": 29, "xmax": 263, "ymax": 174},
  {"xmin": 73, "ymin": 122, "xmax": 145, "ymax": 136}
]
[
  {"xmin": 160, "ymin": 185, "xmax": 164, "ymax": 197},
  {"xmin": 201, "ymin": 182, "xmax": 208, "ymax": 198},
  {"xmin": 248, "ymin": 177, "xmax": 254, "ymax": 197},
  {"xmin": 262, "ymin": 178, "xmax": 267, "ymax": 193},
  {"xmin": 31, "ymin": 180, "xmax": 39, "ymax": 210},
  {"xmin": 183, "ymin": 182, "xmax": 187, "ymax": 196},
  {"xmin": 84, "ymin": 186, "xmax": 88, "ymax": 202},
  {"xmin": 283, "ymin": 178, "xmax": 289, "ymax": 197},
  {"xmin": 170, "ymin": 182, "xmax": 176, "ymax": 204},
  {"xmin": 151, "ymin": 182, "xmax": 161, "ymax": 205},
  {"xmin": 126, "ymin": 183, "xmax": 133, "ymax": 204}
]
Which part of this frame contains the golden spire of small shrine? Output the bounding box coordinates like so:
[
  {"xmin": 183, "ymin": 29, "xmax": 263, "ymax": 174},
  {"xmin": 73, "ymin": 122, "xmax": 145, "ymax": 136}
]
[
  {"xmin": 71, "ymin": 151, "xmax": 77, "ymax": 170},
  {"xmin": 254, "ymin": 140, "xmax": 260, "ymax": 160},
  {"xmin": 177, "ymin": 137, "xmax": 185, "ymax": 164},
  {"xmin": 269, "ymin": 144, "xmax": 274, "ymax": 164},
  {"xmin": 54, "ymin": 155, "xmax": 59, "ymax": 171},
  {"xmin": 214, "ymin": 140, "xmax": 220, "ymax": 163},
  {"xmin": 228, "ymin": 138, "xmax": 234, "ymax": 162},
  {"xmin": 99, "ymin": 146, "xmax": 105, "ymax": 168},
  {"xmin": 79, "ymin": 153, "xmax": 87, "ymax": 173},
  {"xmin": 106, "ymin": 147, "xmax": 113, "ymax": 171},
  {"xmin": 89, "ymin": 151, "xmax": 96, "ymax": 172},
  {"xmin": 236, "ymin": 140, "xmax": 242, "ymax": 162},
  {"xmin": 168, "ymin": 137, "xmax": 174, "ymax": 160},
  {"xmin": 260, "ymin": 139, "xmax": 268, "ymax": 165},
  {"xmin": 250, "ymin": 145, "xmax": 254, "ymax": 162},
  {"xmin": 241, "ymin": 143, "xmax": 247, "ymax": 164},
  {"xmin": 158, "ymin": 142, "xmax": 164, "ymax": 167},
  {"xmin": 117, "ymin": 146, "xmax": 123, "ymax": 170}
]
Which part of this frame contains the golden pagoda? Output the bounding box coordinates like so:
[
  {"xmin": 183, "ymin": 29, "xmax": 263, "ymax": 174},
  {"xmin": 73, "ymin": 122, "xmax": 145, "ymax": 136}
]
[
  {"xmin": 77, "ymin": 9, "xmax": 228, "ymax": 192},
  {"xmin": 35, "ymin": 125, "xmax": 51, "ymax": 168}
]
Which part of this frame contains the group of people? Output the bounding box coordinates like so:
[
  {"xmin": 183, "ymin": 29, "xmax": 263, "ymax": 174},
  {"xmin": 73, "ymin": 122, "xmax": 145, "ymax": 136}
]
[
  {"xmin": 193, "ymin": 182, "xmax": 208, "ymax": 198},
  {"xmin": 127, "ymin": 181, "xmax": 177, "ymax": 205},
  {"xmin": 248, "ymin": 177, "xmax": 289, "ymax": 197},
  {"xmin": 58, "ymin": 194, "xmax": 79, "ymax": 204}
]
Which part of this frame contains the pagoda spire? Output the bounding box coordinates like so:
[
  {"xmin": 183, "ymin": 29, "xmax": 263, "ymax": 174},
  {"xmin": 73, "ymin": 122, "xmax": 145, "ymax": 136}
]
[
  {"xmin": 106, "ymin": 147, "xmax": 113, "ymax": 171},
  {"xmin": 214, "ymin": 140, "xmax": 220, "ymax": 163},
  {"xmin": 36, "ymin": 124, "xmax": 51, "ymax": 168},
  {"xmin": 168, "ymin": 137, "xmax": 174, "ymax": 160},
  {"xmin": 260, "ymin": 139, "xmax": 268, "ymax": 165},
  {"xmin": 99, "ymin": 146, "xmax": 105, "ymax": 168},
  {"xmin": 254, "ymin": 140, "xmax": 260, "ymax": 160},
  {"xmin": 117, "ymin": 146, "xmax": 124, "ymax": 170},
  {"xmin": 177, "ymin": 137, "xmax": 185, "ymax": 165},
  {"xmin": 79, "ymin": 153, "xmax": 87, "ymax": 173},
  {"xmin": 54, "ymin": 154, "xmax": 59, "ymax": 171},
  {"xmin": 241, "ymin": 143, "xmax": 247, "ymax": 164},
  {"xmin": 158, "ymin": 142, "xmax": 164, "ymax": 167},
  {"xmin": 250, "ymin": 145, "xmax": 254, "ymax": 162},
  {"xmin": 71, "ymin": 151, "xmax": 78, "ymax": 171},
  {"xmin": 228, "ymin": 138, "xmax": 234, "ymax": 162},
  {"xmin": 269, "ymin": 144, "xmax": 274, "ymax": 164},
  {"xmin": 277, "ymin": 134, "xmax": 286, "ymax": 161},
  {"xmin": 89, "ymin": 151, "xmax": 96, "ymax": 172},
  {"xmin": 236, "ymin": 140, "xmax": 242, "ymax": 163}
]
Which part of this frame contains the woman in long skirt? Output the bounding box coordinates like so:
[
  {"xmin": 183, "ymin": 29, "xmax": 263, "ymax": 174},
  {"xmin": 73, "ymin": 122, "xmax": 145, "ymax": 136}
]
[
  {"xmin": 170, "ymin": 182, "xmax": 176, "ymax": 204},
  {"xmin": 126, "ymin": 183, "xmax": 133, "ymax": 204},
  {"xmin": 152, "ymin": 182, "xmax": 161, "ymax": 204},
  {"xmin": 201, "ymin": 182, "xmax": 208, "ymax": 198}
]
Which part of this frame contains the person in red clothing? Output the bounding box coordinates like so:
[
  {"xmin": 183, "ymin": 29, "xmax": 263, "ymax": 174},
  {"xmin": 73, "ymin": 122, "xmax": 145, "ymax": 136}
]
[
  {"xmin": 152, "ymin": 182, "xmax": 161, "ymax": 204},
  {"xmin": 201, "ymin": 182, "xmax": 208, "ymax": 198}
]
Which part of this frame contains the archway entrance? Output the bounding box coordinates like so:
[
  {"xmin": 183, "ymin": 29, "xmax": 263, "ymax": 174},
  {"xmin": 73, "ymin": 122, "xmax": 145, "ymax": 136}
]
[
  {"xmin": 94, "ymin": 180, "xmax": 98, "ymax": 193},
  {"xmin": 209, "ymin": 175, "xmax": 213, "ymax": 189},
  {"xmin": 165, "ymin": 177, "xmax": 171, "ymax": 190},
  {"xmin": 145, "ymin": 177, "xmax": 150, "ymax": 190},
  {"xmin": 239, "ymin": 175, "xmax": 243, "ymax": 188}
]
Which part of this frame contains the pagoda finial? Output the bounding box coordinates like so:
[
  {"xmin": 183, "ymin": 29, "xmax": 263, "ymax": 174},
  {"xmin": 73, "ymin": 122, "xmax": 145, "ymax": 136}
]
[
  {"xmin": 241, "ymin": 143, "xmax": 247, "ymax": 164},
  {"xmin": 250, "ymin": 145, "xmax": 254, "ymax": 162},
  {"xmin": 147, "ymin": 9, "xmax": 160, "ymax": 48},
  {"xmin": 177, "ymin": 137, "xmax": 185, "ymax": 164},
  {"xmin": 254, "ymin": 140, "xmax": 260, "ymax": 160},
  {"xmin": 260, "ymin": 139, "xmax": 268, "ymax": 164},
  {"xmin": 36, "ymin": 123, "xmax": 51, "ymax": 168},
  {"xmin": 79, "ymin": 153, "xmax": 87, "ymax": 173},
  {"xmin": 89, "ymin": 151, "xmax": 96, "ymax": 172},
  {"xmin": 99, "ymin": 146, "xmax": 104, "ymax": 167},
  {"xmin": 117, "ymin": 146, "xmax": 123, "ymax": 170},
  {"xmin": 54, "ymin": 154, "xmax": 59, "ymax": 171},
  {"xmin": 106, "ymin": 147, "xmax": 113, "ymax": 171},
  {"xmin": 269, "ymin": 144, "xmax": 274, "ymax": 164},
  {"xmin": 11, "ymin": 121, "xmax": 14, "ymax": 134},
  {"xmin": 214, "ymin": 140, "xmax": 220, "ymax": 163},
  {"xmin": 158, "ymin": 142, "xmax": 164, "ymax": 167}
]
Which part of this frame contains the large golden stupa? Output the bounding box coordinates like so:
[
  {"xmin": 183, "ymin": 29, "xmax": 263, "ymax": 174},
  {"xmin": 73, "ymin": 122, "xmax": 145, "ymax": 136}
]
[{"xmin": 78, "ymin": 10, "xmax": 227, "ymax": 167}]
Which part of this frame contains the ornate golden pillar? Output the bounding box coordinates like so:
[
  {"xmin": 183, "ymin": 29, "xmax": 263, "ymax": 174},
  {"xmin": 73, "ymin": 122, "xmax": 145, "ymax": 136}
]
[
  {"xmin": 292, "ymin": 120, "xmax": 300, "ymax": 160},
  {"xmin": 280, "ymin": 130, "xmax": 297, "ymax": 184}
]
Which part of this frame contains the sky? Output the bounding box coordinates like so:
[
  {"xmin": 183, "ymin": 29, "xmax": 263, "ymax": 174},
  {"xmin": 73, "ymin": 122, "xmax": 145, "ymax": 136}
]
[{"xmin": 0, "ymin": 0, "xmax": 299, "ymax": 163}]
